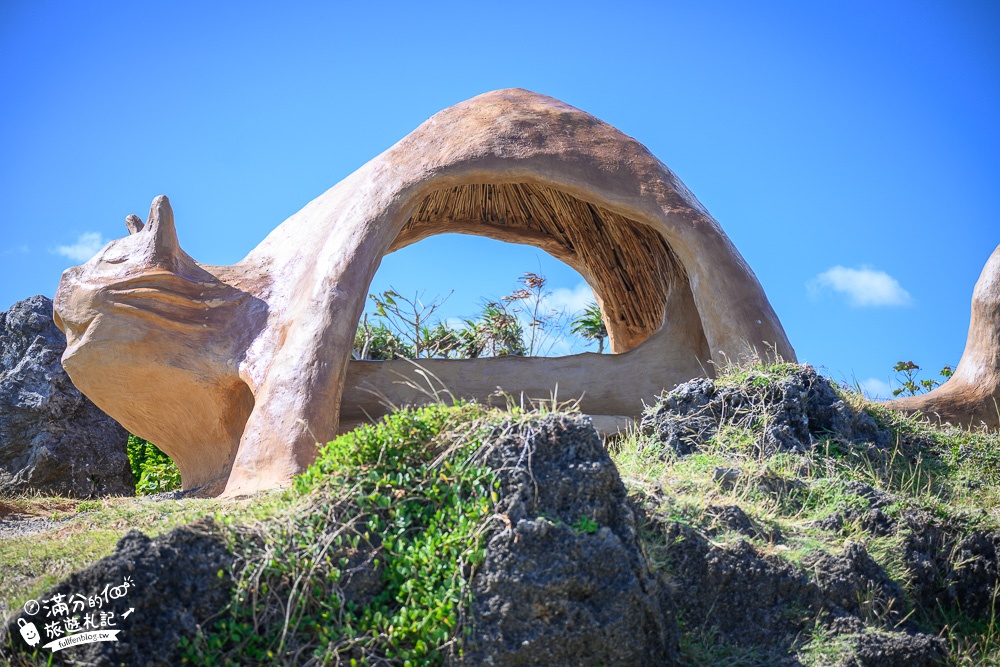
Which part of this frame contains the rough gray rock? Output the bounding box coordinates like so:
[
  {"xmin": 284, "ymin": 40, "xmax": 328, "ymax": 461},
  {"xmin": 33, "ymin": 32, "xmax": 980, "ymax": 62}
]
[
  {"xmin": 655, "ymin": 521, "xmax": 822, "ymax": 647},
  {"xmin": 637, "ymin": 369, "xmax": 953, "ymax": 663},
  {"xmin": 705, "ymin": 503, "xmax": 780, "ymax": 542},
  {"xmin": 810, "ymin": 481, "xmax": 897, "ymax": 537},
  {"xmin": 0, "ymin": 295, "xmax": 132, "ymax": 496},
  {"xmin": 640, "ymin": 366, "xmax": 889, "ymax": 456},
  {"xmin": 650, "ymin": 518, "xmax": 945, "ymax": 665},
  {"xmin": 802, "ymin": 542, "xmax": 907, "ymax": 623},
  {"xmin": 900, "ymin": 511, "xmax": 1000, "ymax": 618},
  {"xmin": 841, "ymin": 630, "xmax": 948, "ymax": 667},
  {"xmin": 1, "ymin": 520, "xmax": 233, "ymax": 666},
  {"xmin": 464, "ymin": 414, "xmax": 678, "ymax": 666}
]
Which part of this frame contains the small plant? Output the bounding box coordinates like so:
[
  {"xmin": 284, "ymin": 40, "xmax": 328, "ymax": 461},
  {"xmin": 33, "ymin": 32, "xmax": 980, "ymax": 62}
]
[
  {"xmin": 368, "ymin": 288, "xmax": 453, "ymax": 358},
  {"xmin": 572, "ymin": 514, "xmax": 600, "ymax": 534},
  {"xmin": 891, "ymin": 360, "xmax": 954, "ymax": 397},
  {"xmin": 501, "ymin": 272, "xmax": 571, "ymax": 356},
  {"xmin": 353, "ymin": 314, "xmax": 415, "ymax": 360},
  {"xmin": 126, "ymin": 434, "xmax": 181, "ymax": 495}
]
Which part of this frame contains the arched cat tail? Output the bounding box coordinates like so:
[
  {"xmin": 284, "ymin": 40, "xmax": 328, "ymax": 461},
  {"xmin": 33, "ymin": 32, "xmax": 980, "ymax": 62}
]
[
  {"xmin": 57, "ymin": 88, "xmax": 801, "ymax": 497},
  {"xmin": 221, "ymin": 88, "xmax": 798, "ymax": 496},
  {"xmin": 886, "ymin": 244, "xmax": 1000, "ymax": 430}
]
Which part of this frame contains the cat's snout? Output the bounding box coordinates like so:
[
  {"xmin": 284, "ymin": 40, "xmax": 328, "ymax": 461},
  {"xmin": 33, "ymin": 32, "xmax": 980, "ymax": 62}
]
[{"xmin": 54, "ymin": 309, "xmax": 93, "ymax": 346}]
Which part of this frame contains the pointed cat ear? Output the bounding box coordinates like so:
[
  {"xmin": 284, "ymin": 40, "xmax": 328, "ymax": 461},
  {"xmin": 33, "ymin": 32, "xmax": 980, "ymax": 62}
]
[
  {"xmin": 144, "ymin": 195, "xmax": 183, "ymax": 260},
  {"xmin": 125, "ymin": 214, "xmax": 144, "ymax": 234}
]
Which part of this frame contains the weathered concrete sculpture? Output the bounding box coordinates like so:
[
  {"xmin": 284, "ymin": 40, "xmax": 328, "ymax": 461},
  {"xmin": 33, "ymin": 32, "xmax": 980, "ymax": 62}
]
[
  {"xmin": 888, "ymin": 245, "xmax": 1000, "ymax": 430},
  {"xmin": 55, "ymin": 88, "xmax": 799, "ymax": 496}
]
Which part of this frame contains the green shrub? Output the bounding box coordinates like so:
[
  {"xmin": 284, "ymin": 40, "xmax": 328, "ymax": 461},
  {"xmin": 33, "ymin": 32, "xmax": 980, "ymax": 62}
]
[
  {"xmin": 891, "ymin": 360, "xmax": 954, "ymax": 397},
  {"xmin": 183, "ymin": 402, "xmax": 498, "ymax": 665},
  {"xmin": 126, "ymin": 434, "xmax": 181, "ymax": 495}
]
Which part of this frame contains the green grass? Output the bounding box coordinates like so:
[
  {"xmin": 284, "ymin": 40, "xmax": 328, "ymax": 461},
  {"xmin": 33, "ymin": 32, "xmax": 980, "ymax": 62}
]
[
  {"xmin": 796, "ymin": 625, "xmax": 859, "ymax": 666},
  {"xmin": 679, "ymin": 622, "xmax": 789, "ymax": 666},
  {"xmin": 712, "ymin": 356, "xmax": 801, "ymax": 390},
  {"xmin": 0, "ymin": 493, "xmax": 279, "ymax": 619},
  {"xmin": 0, "ymin": 433, "xmax": 195, "ymax": 614}
]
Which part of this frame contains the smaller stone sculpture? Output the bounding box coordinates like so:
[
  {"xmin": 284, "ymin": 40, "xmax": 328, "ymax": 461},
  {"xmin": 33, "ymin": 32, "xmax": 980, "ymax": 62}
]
[
  {"xmin": 889, "ymin": 244, "xmax": 1000, "ymax": 430},
  {"xmin": 0, "ymin": 296, "xmax": 132, "ymax": 497}
]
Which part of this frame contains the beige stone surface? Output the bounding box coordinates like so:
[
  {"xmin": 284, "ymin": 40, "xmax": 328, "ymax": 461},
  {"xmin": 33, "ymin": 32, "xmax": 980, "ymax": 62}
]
[
  {"xmin": 887, "ymin": 245, "xmax": 1000, "ymax": 429},
  {"xmin": 54, "ymin": 88, "xmax": 796, "ymax": 496}
]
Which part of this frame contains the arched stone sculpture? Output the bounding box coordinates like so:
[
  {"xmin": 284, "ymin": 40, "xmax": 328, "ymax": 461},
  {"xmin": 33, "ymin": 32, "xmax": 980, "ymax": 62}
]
[
  {"xmin": 888, "ymin": 245, "xmax": 1000, "ymax": 430},
  {"xmin": 55, "ymin": 88, "xmax": 800, "ymax": 496}
]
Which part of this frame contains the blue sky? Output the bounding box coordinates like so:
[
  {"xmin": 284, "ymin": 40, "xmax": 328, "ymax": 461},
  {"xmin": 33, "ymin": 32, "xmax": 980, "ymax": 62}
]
[{"xmin": 1, "ymin": 1, "xmax": 997, "ymax": 399}]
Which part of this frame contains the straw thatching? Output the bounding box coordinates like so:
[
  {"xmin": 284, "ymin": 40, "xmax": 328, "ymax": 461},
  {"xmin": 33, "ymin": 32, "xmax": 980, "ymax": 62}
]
[{"xmin": 394, "ymin": 182, "xmax": 684, "ymax": 351}]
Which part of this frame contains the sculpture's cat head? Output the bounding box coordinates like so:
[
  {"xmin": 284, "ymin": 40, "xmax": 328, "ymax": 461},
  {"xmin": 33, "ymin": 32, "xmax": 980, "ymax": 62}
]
[
  {"xmin": 54, "ymin": 195, "xmax": 248, "ymax": 364},
  {"xmin": 54, "ymin": 195, "xmax": 259, "ymax": 489}
]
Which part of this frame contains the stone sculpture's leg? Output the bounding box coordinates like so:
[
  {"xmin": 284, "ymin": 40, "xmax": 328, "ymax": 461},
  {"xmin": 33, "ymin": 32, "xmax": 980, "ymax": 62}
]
[
  {"xmin": 224, "ymin": 321, "xmax": 350, "ymax": 496},
  {"xmin": 887, "ymin": 244, "xmax": 1000, "ymax": 429},
  {"xmin": 223, "ymin": 219, "xmax": 373, "ymax": 495}
]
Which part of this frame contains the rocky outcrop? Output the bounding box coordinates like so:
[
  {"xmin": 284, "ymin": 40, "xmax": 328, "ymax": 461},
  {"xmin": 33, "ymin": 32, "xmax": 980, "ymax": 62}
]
[
  {"xmin": 888, "ymin": 244, "xmax": 1000, "ymax": 430},
  {"xmin": 4, "ymin": 393, "xmax": 990, "ymax": 665},
  {"xmin": 0, "ymin": 295, "xmax": 132, "ymax": 497},
  {"xmin": 0, "ymin": 414, "xmax": 678, "ymax": 666},
  {"xmin": 0, "ymin": 521, "xmax": 232, "ymax": 666},
  {"xmin": 635, "ymin": 368, "xmax": 1000, "ymax": 665},
  {"xmin": 465, "ymin": 415, "xmax": 677, "ymax": 665},
  {"xmin": 640, "ymin": 365, "xmax": 889, "ymax": 456},
  {"xmin": 646, "ymin": 515, "xmax": 948, "ymax": 666}
]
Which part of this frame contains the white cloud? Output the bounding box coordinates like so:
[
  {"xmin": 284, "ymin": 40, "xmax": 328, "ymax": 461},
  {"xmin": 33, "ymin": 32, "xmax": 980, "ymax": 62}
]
[
  {"xmin": 540, "ymin": 282, "xmax": 595, "ymax": 315},
  {"xmin": 856, "ymin": 377, "xmax": 893, "ymax": 400},
  {"xmin": 809, "ymin": 265, "xmax": 912, "ymax": 307},
  {"xmin": 2, "ymin": 244, "xmax": 28, "ymax": 255},
  {"xmin": 55, "ymin": 232, "xmax": 107, "ymax": 263}
]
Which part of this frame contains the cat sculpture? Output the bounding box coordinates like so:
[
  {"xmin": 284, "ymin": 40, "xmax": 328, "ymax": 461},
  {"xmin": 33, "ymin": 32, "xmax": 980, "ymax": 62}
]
[{"xmin": 53, "ymin": 89, "xmax": 996, "ymax": 496}]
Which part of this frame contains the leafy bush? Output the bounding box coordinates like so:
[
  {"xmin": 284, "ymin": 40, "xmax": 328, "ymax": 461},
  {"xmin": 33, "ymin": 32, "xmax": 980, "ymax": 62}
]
[
  {"xmin": 354, "ymin": 272, "xmax": 588, "ymax": 360},
  {"xmin": 354, "ymin": 318, "xmax": 415, "ymax": 360},
  {"xmin": 892, "ymin": 360, "xmax": 954, "ymax": 397},
  {"xmin": 126, "ymin": 434, "xmax": 181, "ymax": 495},
  {"xmin": 183, "ymin": 403, "xmax": 498, "ymax": 665}
]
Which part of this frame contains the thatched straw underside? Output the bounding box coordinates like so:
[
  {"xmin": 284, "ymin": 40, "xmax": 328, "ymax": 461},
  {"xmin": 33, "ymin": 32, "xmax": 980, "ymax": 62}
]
[{"xmin": 393, "ymin": 182, "xmax": 685, "ymax": 352}]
